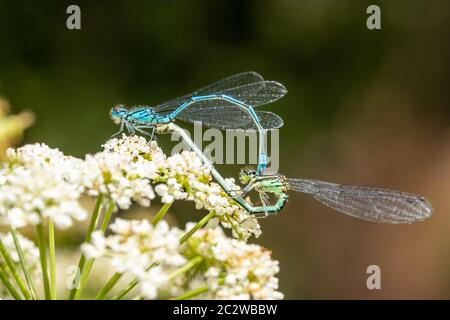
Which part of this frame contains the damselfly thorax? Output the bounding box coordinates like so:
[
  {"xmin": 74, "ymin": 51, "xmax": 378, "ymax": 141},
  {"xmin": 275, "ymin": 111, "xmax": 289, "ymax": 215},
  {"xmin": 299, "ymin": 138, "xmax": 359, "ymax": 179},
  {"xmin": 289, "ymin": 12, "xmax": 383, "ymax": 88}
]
[{"xmin": 123, "ymin": 107, "xmax": 173, "ymax": 125}]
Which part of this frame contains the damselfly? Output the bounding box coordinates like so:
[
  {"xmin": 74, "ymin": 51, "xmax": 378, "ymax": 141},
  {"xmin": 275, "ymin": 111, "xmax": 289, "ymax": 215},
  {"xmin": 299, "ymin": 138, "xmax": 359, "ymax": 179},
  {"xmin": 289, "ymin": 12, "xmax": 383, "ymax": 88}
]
[
  {"xmin": 110, "ymin": 72, "xmax": 286, "ymax": 174},
  {"xmin": 157, "ymin": 123, "xmax": 283, "ymax": 214},
  {"xmin": 238, "ymin": 169, "xmax": 433, "ymax": 223}
]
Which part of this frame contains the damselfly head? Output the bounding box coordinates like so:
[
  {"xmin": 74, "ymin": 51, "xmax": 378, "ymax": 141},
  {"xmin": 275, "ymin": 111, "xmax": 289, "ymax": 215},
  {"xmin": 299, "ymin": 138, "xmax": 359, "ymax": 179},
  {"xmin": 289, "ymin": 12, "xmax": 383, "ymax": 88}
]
[
  {"xmin": 110, "ymin": 105, "xmax": 127, "ymax": 124},
  {"xmin": 239, "ymin": 168, "xmax": 257, "ymax": 184}
]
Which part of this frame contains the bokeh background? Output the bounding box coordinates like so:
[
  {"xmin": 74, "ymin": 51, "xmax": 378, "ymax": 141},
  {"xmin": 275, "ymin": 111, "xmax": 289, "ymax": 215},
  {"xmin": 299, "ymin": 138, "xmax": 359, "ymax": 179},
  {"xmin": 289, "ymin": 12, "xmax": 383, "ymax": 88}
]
[{"xmin": 1, "ymin": 0, "xmax": 449, "ymax": 299}]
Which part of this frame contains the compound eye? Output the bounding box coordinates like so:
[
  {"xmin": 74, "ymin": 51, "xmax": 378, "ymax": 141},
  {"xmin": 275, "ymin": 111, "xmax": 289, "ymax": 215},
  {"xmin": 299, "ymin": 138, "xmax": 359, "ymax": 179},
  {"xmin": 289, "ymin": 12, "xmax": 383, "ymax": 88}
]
[{"xmin": 115, "ymin": 104, "xmax": 126, "ymax": 112}]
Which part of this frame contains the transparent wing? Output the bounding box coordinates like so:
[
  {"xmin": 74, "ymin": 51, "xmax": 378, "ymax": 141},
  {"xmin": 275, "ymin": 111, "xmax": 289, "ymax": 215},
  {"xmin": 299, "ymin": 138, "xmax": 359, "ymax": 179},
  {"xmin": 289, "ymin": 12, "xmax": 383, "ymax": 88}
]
[
  {"xmin": 177, "ymin": 107, "xmax": 284, "ymax": 130},
  {"xmin": 153, "ymin": 72, "xmax": 286, "ymax": 112},
  {"xmin": 287, "ymin": 178, "xmax": 433, "ymax": 224},
  {"xmin": 195, "ymin": 71, "xmax": 264, "ymax": 94},
  {"xmin": 256, "ymin": 111, "xmax": 284, "ymax": 129},
  {"xmin": 178, "ymin": 105, "xmax": 252, "ymax": 129},
  {"xmin": 215, "ymin": 81, "xmax": 287, "ymax": 107}
]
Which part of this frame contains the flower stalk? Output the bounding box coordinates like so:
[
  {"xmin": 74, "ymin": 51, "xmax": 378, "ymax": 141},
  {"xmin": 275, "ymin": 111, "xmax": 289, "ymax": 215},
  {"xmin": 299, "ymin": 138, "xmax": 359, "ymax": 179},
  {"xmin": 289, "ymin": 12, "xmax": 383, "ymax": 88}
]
[
  {"xmin": 68, "ymin": 194, "xmax": 104, "ymax": 300},
  {"xmin": 35, "ymin": 223, "xmax": 51, "ymax": 299},
  {"xmin": 111, "ymin": 264, "xmax": 155, "ymax": 300},
  {"xmin": 167, "ymin": 256, "xmax": 202, "ymax": 282},
  {"xmin": 11, "ymin": 228, "xmax": 38, "ymax": 299},
  {"xmin": 48, "ymin": 219, "xmax": 56, "ymax": 300},
  {"xmin": 180, "ymin": 211, "xmax": 216, "ymax": 244},
  {"xmin": 151, "ymin": 202, "xmax": 173, "ymax": 226},
  {"xmin": 95, "ymin": 271, "xmax": 123, "ymax": 300},
  {"xmin": 172, "ymin": 279, "xmax": 224, "ymax": 300},
  {"xmin": 0, "ymin": 262, "xmax": 22, "ymax": 300},
  {"xmin": 72, "ymin": 197, "xmax": 114, "ymax": 300},
  {"xmin": 111, "ymin": 276, "xmax": 139, "ymax": 300},
  {"xmin": 173, "ymin": 286, "xmax": 208, "ymax": 300},
  {"xmin": 0, "ymin": 236, "xmax": 32, "ymax": 299}
]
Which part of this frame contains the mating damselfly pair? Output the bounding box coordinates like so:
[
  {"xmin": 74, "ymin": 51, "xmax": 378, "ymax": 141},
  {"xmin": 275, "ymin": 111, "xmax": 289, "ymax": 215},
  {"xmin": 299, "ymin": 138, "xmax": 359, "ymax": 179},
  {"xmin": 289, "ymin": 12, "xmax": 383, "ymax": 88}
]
[{"xmin": 110, "ymin": 71, "xmax": 433, "ymax": 224}]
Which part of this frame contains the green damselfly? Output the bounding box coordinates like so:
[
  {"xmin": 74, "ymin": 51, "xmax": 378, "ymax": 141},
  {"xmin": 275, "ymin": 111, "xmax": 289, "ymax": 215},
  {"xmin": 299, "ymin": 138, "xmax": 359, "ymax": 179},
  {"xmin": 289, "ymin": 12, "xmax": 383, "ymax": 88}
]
[{"xmin": 238, "ymin": 169, "xmax": 433, "ymax": 223}]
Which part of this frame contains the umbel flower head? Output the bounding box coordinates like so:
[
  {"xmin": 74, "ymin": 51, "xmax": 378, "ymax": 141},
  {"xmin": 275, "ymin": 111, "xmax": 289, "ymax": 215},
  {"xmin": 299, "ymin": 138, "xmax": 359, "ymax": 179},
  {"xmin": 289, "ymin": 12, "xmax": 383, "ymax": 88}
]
[
  {"xmin": 82, "ymin": 219, "xmax": 282, "ymax": 300},
  {"xmin": 0, "ymin": 135, "xmax": 277, "ymax": 300},
  {"xmin": 99, "ymin": 135, "xmax": 261, "ymax": 239},
  {"xmin": 82, "ymin": 218, "xmax": 186, "ymax": 274},
  {"xmin": 0, "ymin": 135, "xmax": 261, "ymax": 238},
  {"xmin": 82, "ymin": 218, "xmax": 186, "ymax": 299},
  {"xmin": 180, "ymin": 225, "xmax": 283, "ymax": 300},
  {"xmin": 0, "ymin": 144, "xmax": 87, "ymax": 229}
]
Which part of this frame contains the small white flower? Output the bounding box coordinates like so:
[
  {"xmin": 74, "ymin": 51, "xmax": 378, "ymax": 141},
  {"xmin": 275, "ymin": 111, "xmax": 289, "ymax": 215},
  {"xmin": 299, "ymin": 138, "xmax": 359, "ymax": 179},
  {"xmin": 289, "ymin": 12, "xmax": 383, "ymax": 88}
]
[
  {"xmin": 0, "ymin": 144, "xmax": 87, "ymax": 229},
  {"xmin": 81, "ymin": 218, "xmax": 186, "ymax": 299},
  {"xmin": 139, "ymin": 266, "xmax": 168, "ymax": 299},
  {"xmin": 155, "ymin": 184, "xmax": 169, "ymax": 197},
  {"xmin": 179, "ymin": 226, "xmax": 283, "ymax": 300}
]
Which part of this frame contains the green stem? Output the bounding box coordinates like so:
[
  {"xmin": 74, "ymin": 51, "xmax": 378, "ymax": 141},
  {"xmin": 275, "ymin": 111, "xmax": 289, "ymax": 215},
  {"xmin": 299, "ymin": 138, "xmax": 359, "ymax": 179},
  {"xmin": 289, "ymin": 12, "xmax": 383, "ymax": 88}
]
[
  {"xmin": 151, "ymin": 202, "xmax": 173, "ymax": 226},
  {"xmin": 73, "ymin": 198, "xmax": 114, "ymax": 300},
  {"xmin": 179, "ymin": 211, "xmax": 216, "ymax": 244},
  {"xmin": 48, "ymin": 219, "xmax": 56, "ymax": 300},
  {"xmin": 67, "ymin": 256, "xmax": 85, "ymax": 299},
  {"xmin": 10, "ymin": 228, "xmax": 38, "ymax": 299},
  {"xmin": 111, "ymin": 264, "xmax": 155, "ymax": 300},
  {"xmin": 111, "ymin": 277, "xmax": 139, "ymax": 300},
  {"xmin": 87, "ymin": 195, "xmax": 106, "ymax": 241},
  {"xmin": 0, "ymin": 263, "xmax": 22, "ymax": 300},
  {"xmin": 95, "ymin": 272, "xmax": 123, "ymax": 300},
  {"xmin": 74, "ymin": 258, "xmax": 94, "ymax": 299},
  {"xmin": 100, "ymin": 200, "xmax": 115, "ymax": 233},
  {"xmin": 68, "ymin": 194, "xmax": 104, "ymax": 300},
  {"xmin": 36, "ymin": 223, "xmax": 51, "ymax": 299},
  {"xmin": 173, "ymin": 278, "xmax": 224, "ymax": 300},
  {"xmin": 69, "ymin": 194, "xmax": 105, "ymax": 300},
  {"xmin": 173, "ymin": 286, "xmax": 208, "ymax": 300},
  {"xmin": 0, "ymin": 238, "xmax": 31, "ymax": 299},
  {"xmin": 167, "ymin": 256, "xmax": 202, "ymax": 282}
]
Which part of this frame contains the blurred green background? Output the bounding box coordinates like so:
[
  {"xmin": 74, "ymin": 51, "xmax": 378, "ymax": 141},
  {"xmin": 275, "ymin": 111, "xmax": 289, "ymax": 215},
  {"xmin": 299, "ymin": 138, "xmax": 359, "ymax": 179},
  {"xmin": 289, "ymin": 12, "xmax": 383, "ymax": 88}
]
[{"xmin": 1, "ymin": 0, "xmax": 449, "ymax": 299}]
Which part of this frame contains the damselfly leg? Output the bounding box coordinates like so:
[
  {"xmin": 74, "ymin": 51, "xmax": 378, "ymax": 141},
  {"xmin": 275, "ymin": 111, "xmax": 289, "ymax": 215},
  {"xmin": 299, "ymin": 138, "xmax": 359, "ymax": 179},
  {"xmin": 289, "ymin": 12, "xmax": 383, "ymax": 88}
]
[
  {"xmin": 111, "ymin": 121, "xmax": 125, "ymax": 138},
  {"xmin": 134, "ymin": 125, "xmax": 156, "ymax": 140}
]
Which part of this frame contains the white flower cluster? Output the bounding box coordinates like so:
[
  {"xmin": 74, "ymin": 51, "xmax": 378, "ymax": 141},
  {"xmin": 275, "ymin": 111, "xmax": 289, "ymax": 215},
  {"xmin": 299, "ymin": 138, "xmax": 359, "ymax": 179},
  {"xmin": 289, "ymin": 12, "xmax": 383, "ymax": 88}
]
[
  {"xmin": 0, "ymin": 144, "xmax": 86, "ymax": 229},
  {"xmin": 153, "ymin": 152, "xmax": 261, "ymax": 240},
  {"xmin": 0, "ymin": 231, "xmax": 41, "ymax": 299},
  {"xmin": 83, "ymin": 135, "xmax": 159, "ymax": 209},
  {"xmin": 81, "ymin": 218, "xmax": 186, "ymax": 299},
  {"xmin": 81, "ymin": 219, "xmax": 282, "ymax": 300},
  {"xmin": 102, "ymin": 135, "xmax": 261, "ymax": 239},
  {"xmin": 0, "ymin": 134, "xmax": 283, "ymax": 300},
  {"xmin": 0, "ymin": 135, "xmax": 261, "ymax": 238},
  {"xmin": 182, "ymin": 226, "xmax": 283, "ymax": 300}
]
